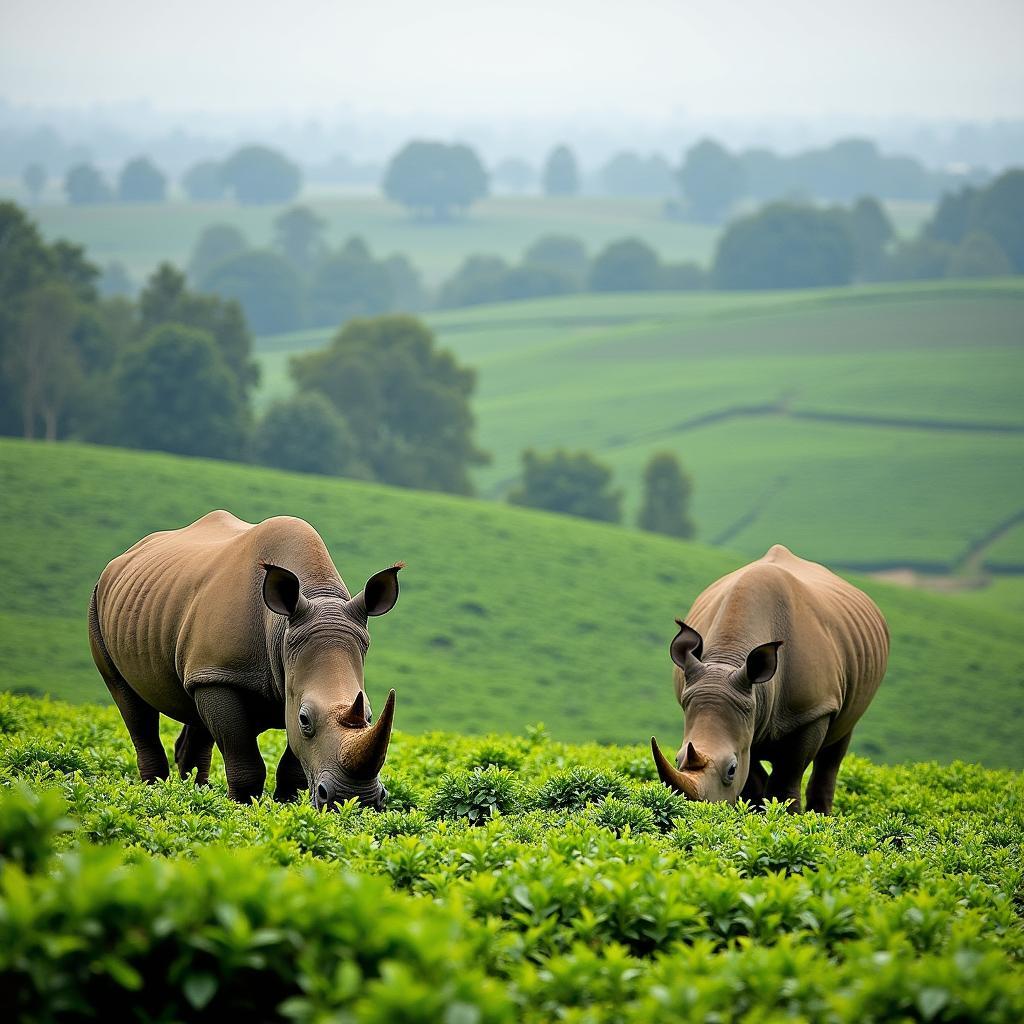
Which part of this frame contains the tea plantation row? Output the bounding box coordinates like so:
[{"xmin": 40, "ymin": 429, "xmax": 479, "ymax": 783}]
[{"xmin": 1, "ymin": 695, "xmax": 1022, "ymax": 1022}]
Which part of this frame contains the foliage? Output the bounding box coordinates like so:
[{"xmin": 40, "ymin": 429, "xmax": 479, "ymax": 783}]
[
  {"xmin": 522, "ymin": 234, "xmax": 588, "ymax": 284},
  {"xmin": 290, "ymin": 315, "xmax": 488, "ymax": 494},
  {"xmin": 947, "ymin": 232, "xmax": 1012, "ymax": 279},
  {"xmin": 678, "ymin": 139, "xmax": 745, "ymax": 223},
  {"xmin": 64, "ymin": 162, "xmax": 111, "ymax": 205},
  {"xmin": 383, "ymin": 140, "xmax": 489, "ymax": 219},
  {"xmin": 713, "ymin": 203, "xmax": 856, "ymax": 289},
  {"xmin": 508, "ymin": 448, "xmax": 623, "ymax": 523},
  {"xmin": 200, "ymin": 249, "xmax": 305, "ymax": 335},
  {"xmin": 2, "ymin": 437, "xmax": 1024, "ymax": 764},
  {"xmin": 542, "ymin": 144, "xmax": 580, "ymax": 198},
  {"xmin": 439, "ymin": 254, "xmax": 577, "ymax": 308},
  {"xmin": 251, "ymin": 393, "xmax": 361, "ymax": 477},
  {"xmin": 21, "ymin": 162, "xmax": 46, "ymax": 202},
  {"xmin": 117, "ymin": 156, "xmax": 167, "ymax": 202},
  {"xmin": 181, "ymin": 160, "xmax": 227, "ymax": 201},
  {"xmin": 188, "ymin": 224, "xmax": 249, "ymax": 283},
  {"xmin": 588, "ymin": 237, "xmax": 660, "ymax": 291},
  {"xmin": 843, "ymin": 195, "xmax": 895, "ymax": 278},
  {"xmin": 308, "ymin": 237, "xmax": 395, "ymax": 327},
  {"xmin": 109, "ymin": 324, "xmax": 248, "ymax": 460},
  {"xmin": 221, "ymin": 145, "xmax": 302, "ymax": 206},
  {"xmin": 0, "ymin": 695, "xmax": 1022, "ymax": 1022},
  {"xmin": 638, "ymin": 451, "xmax": 695, "ymax": 538},
  {"xmin": 272, "ymin": 205, "xmax": 327, "ymax": 275}
]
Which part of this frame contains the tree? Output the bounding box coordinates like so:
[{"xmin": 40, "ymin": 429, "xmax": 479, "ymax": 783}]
[
  {"xmin": 844, "ymin": 196, "xmax": 894, "ymax": 278},
  {"xmin": 600, "ymin": 151, "xmax": 674, "ymax": 197},
  {"xmin": 110, "ymin": 324, "xmax": 247, "ymax": 459},
  {"xmin": 542, "ymin": 145, "xmax": 580, "ymax": 197},
  {"xmin": 5, "ymin": 282, "xmax": 81, "ymax": 439},
  {"xmin": 188, "ymin": 224, "xmax": 249, "ymax": 283},
  {"xmin": 923, "ymin": 186, "xmax": 978, "ymax": 245},
  {"xmin": 138, "ymin": 264, "xmax": 259, "ymax": 397},
  {"xmin": 523, "ymin": 235, "xmax": 588, "ymax": 284},
  {"xmin": 638, "ymin": 452, "xmax": 695, "ymax": 538},
  {"xmin": 251, "ymin": 393, "xmax": 361, "ymax": 477},
  {"xmin": 181, "ymin": 160, "xmax": 226, "ymax": 201},
  {"xmin": 98, "ymin": 262, "xmax": 135, "ymax": 298},
  {"xmin": 881, "ymin": 238, "xmax": 953, "ymax": 281},
  {"xmin": 969, "ymin": 169, "xmax": 1024, "ymax": 272},
  {"xmin": 712, "ymin": 203, "xmax": 856, "ymax": 289},
  {"xmin": 64, "ymin": 163, "xmax": 110, "ymax": 205},
  {"xmin": 200, "ymin": 249, "xmax": 304, "ymax": 335},
  {"xmin": 588, "ymin": 238, "xmax": 660, "ymax": 292},
  {"xmin": 272, "ymin": 205, "xmax": 327, "ymax": 275},
  {"xmin": 383, "ymin": 141, "xmax": 488, "ymax": 219},
  {"xmin": 308, "ymin": 238, "xmax": 394, "ymax": 327},
  {"xmin": 117, "ymin": 157, "xmax": 167, "ymax": 202},
  {"xmin": 221, "ymin": 145, "xmax": 301, "ymax": 205},
  {"xmin": 678, "ymin": 139, "xmax": 744, "ymax": 223},
  {"xmin": 437, "ymin": 255, "xmax": 512, "ymax": 308},
  {"xmin": 290, "ymin": 316, "xmax": 488, "ymax": 494},
  {"xmin": 508, "ymin": 449, "xmax": 622, "ymax": 523},
  {"xmin": 22, "ymin": 163, "xmax": 46, "ymax": 203},
  {"xmin": 946, "ymin": 232, "xmax": 1012, "ymax": 278},
  {"xmin": 381, "ymin": 254, "xmax": 426, "ymax": 312}
]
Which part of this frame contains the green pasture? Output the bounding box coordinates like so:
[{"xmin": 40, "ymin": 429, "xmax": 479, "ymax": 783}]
[
  {"xmin": 2, "ymin": 439, "xmax": 1022, "ymax": 767},
  {"xmin": 256, "ymin": 280, "xmax": 1024, "ymax": 571}
]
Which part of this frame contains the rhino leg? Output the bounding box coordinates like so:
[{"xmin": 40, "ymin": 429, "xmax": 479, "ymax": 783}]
[
  {"xmin": 193, "ymin": 685, "xmax": 267, "ymax": 803},
  {"xmin": 273, "ymin": 745, "xmax": 307, "ymax": 803},
  {"xmin": 805, "ymin": 733, "xmax": 852, "ymax": 815},
  {"xmin": 740, "ymin": 758, "xmax": 769, "ymax": 806},
  {"xmin": 764, "ymin": 716, "xmax": 830, "ymax": 814},
  {"xmin": 89, "ymin": 601, "xmax": 168, "ymax": 783},
  {"xmin": 174, "ymin": 720, "xmax": 215, "ymax": 785}
]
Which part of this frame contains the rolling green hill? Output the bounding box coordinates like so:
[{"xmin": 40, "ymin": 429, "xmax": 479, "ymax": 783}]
[
  {"xmin": 2, "ymin": 439, "xmax": 1022, "ymax": 767},
  {"xmin": 258, "ymin": 279, "xmax": 1024, "ymax": 572}
]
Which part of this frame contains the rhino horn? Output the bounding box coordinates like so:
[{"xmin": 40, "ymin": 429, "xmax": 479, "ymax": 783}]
[
  {"xmin": 343, "ymin": 689, "xmax": 395, "ymax": 779},
  {"xmin": 651, "ymin": 737, "xmax": 701, "ymax": 800},
  {"xmin": 340, "ymin": 690, "xmax": 366, "ymax": 728}
]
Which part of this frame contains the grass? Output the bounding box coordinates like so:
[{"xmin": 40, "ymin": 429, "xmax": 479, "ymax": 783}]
[
  {"xmin": 2, "ymin": 438, "xmax": 1023, "ymax": 768},
  {"xmin": 1, "ymin": 694, "xmax": 1022, "ymax": 1021},
  {"xmin": 256, "ymin": 279, "xmax": 1024, "ymax": 572}
]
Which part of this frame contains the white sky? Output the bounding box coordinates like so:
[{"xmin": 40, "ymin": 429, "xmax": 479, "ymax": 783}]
[{"xmin": 2, "ymin": 0, "xmax": 1022, "ymax": 120}]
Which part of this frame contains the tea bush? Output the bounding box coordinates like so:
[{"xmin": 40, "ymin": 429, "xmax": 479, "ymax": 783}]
[{"xmin": 1, "ymin": 693, "xmax": 1022, "ymax": 1022}]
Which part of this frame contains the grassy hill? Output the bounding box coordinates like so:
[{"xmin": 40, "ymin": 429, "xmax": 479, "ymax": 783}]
[
  {"xmin": 258, "ymin": 279, "xmax": 1024, "ymax": 573},
  {"xmin": 2, "ymin": 695, "xmax": 1022, "ymax": 1021},
  {"xmin": 2, "ymin": 439, "xmax": 1022, "ymax": 768}
]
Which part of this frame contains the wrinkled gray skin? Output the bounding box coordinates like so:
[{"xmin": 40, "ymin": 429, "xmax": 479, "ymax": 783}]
[
  {"xmin": 89, "ymin": 511, "xmax": 402, "ymax": 809},
  {"xmin": 652, "ymin": 545, "xmax": 889, "ymax": 813}
]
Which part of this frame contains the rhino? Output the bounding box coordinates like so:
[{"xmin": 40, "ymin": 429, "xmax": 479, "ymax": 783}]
[
  {"xmin": 88, "ymin": 510, "xmax": 402, "ymax": 809},
  {"xmin": 651, "ymin": 544, "xmax": 888, "ymax": 813}
]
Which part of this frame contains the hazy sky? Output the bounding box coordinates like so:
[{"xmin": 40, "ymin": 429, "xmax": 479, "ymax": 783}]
[{"xmin": 2, "ymin": 0, "xmax": 1022, "ymax": 121}]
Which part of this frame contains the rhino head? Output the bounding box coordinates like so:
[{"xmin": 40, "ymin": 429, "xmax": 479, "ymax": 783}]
[
  {"xmin": 261, "ymin": 561, "xmax": 403, "ymax": 811},
  {"xmin": 652, "ymin": 620, "xmax": 782, "ymax": 803}
]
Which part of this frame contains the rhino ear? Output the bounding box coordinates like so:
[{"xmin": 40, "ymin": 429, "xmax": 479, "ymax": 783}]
[
  {"xmin": 349, "ymin": 562, "xmax": 404, "ymax": 621},
  {"xmin": 261, "ymin": 563, "xmax": 309, "ymax": 618},
  {"xmin": 742, "ymin": 641, "xmax": 783, "ymax": 685},
  {"xmin": 670, "ymin": 620, "xmax": 703, "ymax": 670}
]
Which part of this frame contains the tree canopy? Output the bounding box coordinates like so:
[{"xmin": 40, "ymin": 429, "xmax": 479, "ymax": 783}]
[
  {"xmin": 522, "ymin": 235, "xmax": 588, "ymax": 284},
  {"xmin": 200, "ymin": 249, "xmax": 304, "ymax": 335},
  {"xmin": 637, "ymin": 451, "xmax": 695, "ymax": 538},
  {"xmin": 713, "ymin": 203, "xmax": 856, "ymax": 289},
  {"xmin": 22, "ymin": 163, "xmax": 46, "ymax": 203},
  {"xmin": 508, "ymin": 449, "xmax": 622, "ymax": 523},
  {"xmin": 383, "ymin": 141, "xmax": 488, "ymax": 219},
  {"xmin": 588, "ymin": 238, "xmax": 660, "ymax": 292},
  {"xmin": 542, "ymin": 145, "xmax": 580, "ymax": 197},
  {"xmin": 252, "ymin": 393, "xmax": 361, "ymax": 477},
  {"xmin": 117, "ymin": 157, "xmax": 167, "ymax": 202},
  {"xmin": 64, "ymin": 163, "xmax": 110, "ymax": 205},
  {"xmin": 308, "ymin": 238, "xmax": 394, "ymax": 328},
  {"xmin": 188, "ymin": 224, "xmax": 249, "ymax": 283},
  {"xmin": 221, "ymin": 145, "xmax": 302, "ymax": 205},
  {"xmin": 678, "ymin": 139, "xmax": 745, "ymax": 223},
  {"xmin": 272, "ymin": 205, "xmax": 327, "ymax": 275},
  {"xmin": 290, "ymin": 316, "xmax": 488, "ymax": 494},
  {"xmin": 181, "ymin": 160, "xmax": 226, "ymax": 201}
]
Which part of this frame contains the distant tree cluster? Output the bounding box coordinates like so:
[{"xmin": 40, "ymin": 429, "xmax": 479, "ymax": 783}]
[
  {"xmin": 383, "ymin": 141, "xmax": 488, "ymax": 219},
  {"xmin": 186, "ymin": 209, "xmax": 426, "ymax": 334},
  {"xmin": 508, "ymin": 448, "xmax": 695, "ymax": 537},
  {"xmin": 0, "ymin": 202, "xmax": 487, "ymax": 497}
]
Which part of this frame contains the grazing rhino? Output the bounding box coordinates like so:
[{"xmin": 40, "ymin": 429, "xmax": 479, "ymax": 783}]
[
  {"xmin": 89, "ymin": 510, "xmax": 402, "ymax": 809},
  {"xmin": 652, "ymin": 544, "xmax": 888, "ymax": 813}
]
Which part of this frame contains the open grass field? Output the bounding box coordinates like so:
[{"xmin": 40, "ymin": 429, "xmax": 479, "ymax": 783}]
[
  {"xmin": 13, "ymin": 190, "xmax": 935, "ymax": 289},
  {"xmin": 3, "ymin": 438, "xmax": 1023, "ymax": 768},
  {"xmin": 257, "ymin": 279, "xmax": 1024, "ymax": 573},
  {"xmin": 2, "ymin": 695, "xmax": 1022, "ymax": 1021}
]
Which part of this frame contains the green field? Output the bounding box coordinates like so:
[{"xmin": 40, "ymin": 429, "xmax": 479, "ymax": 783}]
[
  {"xmin": 2, "ymin": 695, "xmax": 1022, "ymax": 1021},
  {"xmin": 256, "ymin": 280, "xmax": 1024, "ymax": 572},
  {"xmin": 3, "ymin": 439, "xmax": 1023, "ymax": 767}
]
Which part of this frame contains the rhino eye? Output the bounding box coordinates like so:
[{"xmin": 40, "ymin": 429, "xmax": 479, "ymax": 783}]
[{"xmin": 298, "ymin": 707, "xmax": 314, "ymax": 737}]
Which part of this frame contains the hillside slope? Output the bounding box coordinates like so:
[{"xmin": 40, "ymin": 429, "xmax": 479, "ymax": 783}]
[
  {"xmin": 258, "ymin": 280, "xmax": 1024, "ymax": 572},
  {"xmin": 2, "ymin": 439, "xmax": 1022, "ymax": 767}
]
